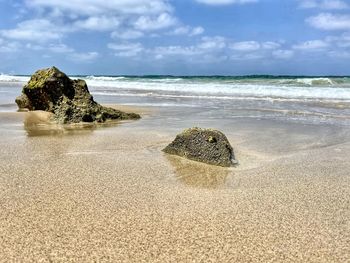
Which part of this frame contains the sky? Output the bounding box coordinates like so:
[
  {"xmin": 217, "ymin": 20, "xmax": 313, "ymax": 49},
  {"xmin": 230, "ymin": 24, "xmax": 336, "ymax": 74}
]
[{"xmin": 0, "ymin": 0, "xmax": 350, "ymax": 75}]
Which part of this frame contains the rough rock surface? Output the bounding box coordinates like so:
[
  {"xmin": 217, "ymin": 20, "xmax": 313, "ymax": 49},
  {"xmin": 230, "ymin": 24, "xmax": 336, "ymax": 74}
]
[
  {"xmin": 15, "ymin": 67, "xmax": 140, "ymax": 123},
  {"xmin": 163, "ymin": 127, "xmax": 236, "ymax": 167}
]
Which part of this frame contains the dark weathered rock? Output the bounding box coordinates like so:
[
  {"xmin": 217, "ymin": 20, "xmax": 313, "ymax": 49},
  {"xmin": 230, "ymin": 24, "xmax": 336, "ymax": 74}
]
[
  {"xmin": 15, "ymin": 67, "xmax": 140, "ymax": 123},
  {"xmin": 15, "ymin": 94, "xmax": 31, "ymax": 109},
  {"xmin": 163, "ymin": 127, "xmax": 236, "ymax": 167}
]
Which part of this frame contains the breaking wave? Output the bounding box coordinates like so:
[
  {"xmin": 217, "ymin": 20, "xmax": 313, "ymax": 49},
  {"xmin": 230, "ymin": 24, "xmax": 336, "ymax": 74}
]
[
  {"xmin": 1, "ymin": 74, "xmax": 350, "ymax": 101},
  {"xmin": 0, "ymin": 74, "xmax": 29, "ymax": 82}
]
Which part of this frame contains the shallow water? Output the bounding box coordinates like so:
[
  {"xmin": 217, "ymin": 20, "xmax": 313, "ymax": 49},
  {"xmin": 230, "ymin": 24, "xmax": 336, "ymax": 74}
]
[
  {"xmin": 1, "ymin": 75, "xmax": 350, "ymax": 127},
  {"xmin": 0, "ymin": 77, "xmax": 349, "ymax": 261}
]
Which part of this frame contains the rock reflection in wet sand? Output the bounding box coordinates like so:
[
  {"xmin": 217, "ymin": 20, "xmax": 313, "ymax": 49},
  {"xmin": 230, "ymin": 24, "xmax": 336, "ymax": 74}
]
[
  {"xmin": 23, "ymin": 111, "xmax": 121, "ymax": 137},
  {"xmin": 165, "ymin": 154, "xmax": 232, "ymax": 189}
]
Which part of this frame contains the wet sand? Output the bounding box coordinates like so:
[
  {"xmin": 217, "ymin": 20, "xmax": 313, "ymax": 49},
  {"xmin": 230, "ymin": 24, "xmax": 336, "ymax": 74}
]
[{"xmin": 0, "ymin": 105, "xmax": 349, "ymax": 262}]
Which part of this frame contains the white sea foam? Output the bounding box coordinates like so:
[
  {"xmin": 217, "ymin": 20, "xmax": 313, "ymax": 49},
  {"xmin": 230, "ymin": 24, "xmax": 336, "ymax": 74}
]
[
  {"xmin": 0, "ymin": 74, "xmax": 29, "ymax": 82},
  {"xmin": 1, "ymin": 74, "xmax": 350, "ymax": 101},
  {"xmin": 84, "ymin": 76, "xmax": 126, "ymax": 81},
  {"xmin": 295, "ymin": 78, "xmax": 334, "ymax": 86},
  {"xmin": 82, "ymin": 76, "xmax": 184, "ymax": 84},
  {"xmin": 91, "ymin": 91, "xmax": 350, "ymax": 103},
  {"xmin": 86, "ymin": 80, "xmax": 350, "ymax": 101}
]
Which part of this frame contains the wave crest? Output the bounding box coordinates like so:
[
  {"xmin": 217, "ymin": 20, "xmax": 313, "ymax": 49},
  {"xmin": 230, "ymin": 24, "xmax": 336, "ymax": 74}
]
[{"xmin": 0, "ymin": 74, "xmax": 29, "ymax": 82}]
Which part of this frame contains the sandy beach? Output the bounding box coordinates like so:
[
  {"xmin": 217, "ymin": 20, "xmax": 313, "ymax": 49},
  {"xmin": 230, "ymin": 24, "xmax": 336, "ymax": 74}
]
[
  {"xmin": 0, "ymin": 102, "xmax": 349, "ymax": 262},
  {"xmin": 2, "ymin": 0, "xmax": 350, "ymax": 260}
]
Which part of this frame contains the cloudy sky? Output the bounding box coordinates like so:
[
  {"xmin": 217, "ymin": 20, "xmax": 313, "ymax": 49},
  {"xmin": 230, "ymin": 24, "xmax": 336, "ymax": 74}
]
[{"xmin": 1, "ymin": 0, "xmax": 350, "ymax": 75}]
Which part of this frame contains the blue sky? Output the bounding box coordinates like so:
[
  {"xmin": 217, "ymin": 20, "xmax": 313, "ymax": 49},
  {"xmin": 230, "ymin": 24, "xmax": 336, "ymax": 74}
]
[{"xmin": 1, "ymin": 0, "xmax": 350, "ymax": 75}]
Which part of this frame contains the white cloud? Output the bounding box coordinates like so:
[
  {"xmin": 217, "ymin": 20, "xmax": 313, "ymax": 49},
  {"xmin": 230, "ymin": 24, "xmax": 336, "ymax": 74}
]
[
  {"xmin": 26, "ymin": 41, "xmax": 101, "ymax": 63},
  {"xmin": 299, "ymin": 0, "xmax": 317, "ymax": 8},
  {"xmin": 0, "ymin": 39, "xmax": 20, "ymax": 53},
  {"xmin": 19, "ymin": 40, "xmax": 100, "ymax": 63},
  {"xmin": 150, "ymin": 37, "xmax": 288, "ymax": 62},
  {"xmin": 111, "ymin": 30, "xmax": 144, "ymax": 39},
  {"xmin": 198, "ymin": 36, "xmax": 226, "ymax": 49},
  {"xmin": 25, "ymin": 0, "xmax": 172, "ymax": 16},
  {"xmin": 114, "ymin": 50, "xmax": 143, "ymax": 57},
  {"xmin": 48, "ymin": 43, "xmax": 74, "ymax": 53},
  {"xmin": 324, "ymin": 32, "xmax": 350, "ymax": 47},
  {"xmin": 108, "ymin": 42, "xmax": 144, "ymax": 57},
  {"xmin": 150, "ymin": 37, "xmax": 228, "ymax": 59},
  {"xmin": 229, "ymin": 40, "xmax": 280, "ymax": 52},
  {"xmin": 171, "ymin": 26, "xmax": 204, "ymax": 36},
  {"xmin": 288, "ymin": 33, "xmax": 350, "ymax": 59},
  {"xmin": 74, "ymin": 16, "xmax": 120, "ymax": 31},
  {"xmin": 292, "ymin": 39, "xmax": 329, "ymax": 50},
  {"xmin": 0, "ymin": 19, "xmax": 64, "ymax": 42},
  {"xmin": 108, "ymin": 42, "xmax": 143, "ymax": 51},
  {"xmin": 261, "ymin": 41, "xmax": 281, "ymax": 49},
  {"xmin": 320, "ymin": 0, "xmax": 348, "ymax": 9},
  {"xmin": 334, "ymin": 32, "xmax": 350, "ymax": 47},
  {"xmin": 171, "ymin": 27, "xmax": 190, "ymax": 35},
  {"xmin": 272, "ymin": 49, "xmax": 294, "ymax": 59},
  {"xmin": 299, "ymin": 0, "xmax": 348, "ymax": 10},
  {"xmin": 2, "ymin": 0, "xmax": 204, "ymax": 53},
  {"xmin": 307, "ymin": 13, "xmax": 350, "ymax": 30},
  {"xmin": 25, "ymin": 43, "xmax": 44, "ymax": 50},
  {"xmin": 20, "ymin": 40, "xmax": 99, "ymax": 62},
  {"xmin": 134, "ymin": 13, "xmax": 177, "ymax": 31},
  {"xmin": 195, "ymin": 0, "xmax": 258, "ymax": 6},
  {"xmin": 153, "ymin": 45, "xmax": 202, "ymax": 57},
  {"xmin": 230, "ymin": 52, "xmax": 264, "ymax": 60},
  {"xmin": 191, "ymin": 27, "xmax": 205, "ymax": 36},
  {"xmin": 328, "ymin": 50, "xmax": 350, "ymax": 58},
  {"xmin": 230, "ymin": 41, "xmax": 260, "ymax": 51},
  {"xmin": 68, "ymin": 52, "xmax": 99, "ymax": 62}
]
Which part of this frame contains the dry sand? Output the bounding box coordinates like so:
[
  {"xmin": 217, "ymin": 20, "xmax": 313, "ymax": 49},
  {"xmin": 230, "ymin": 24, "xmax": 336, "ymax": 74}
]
[{"xmin": 0, "ymin": 106, "xmax": 349, "ymax": 262}]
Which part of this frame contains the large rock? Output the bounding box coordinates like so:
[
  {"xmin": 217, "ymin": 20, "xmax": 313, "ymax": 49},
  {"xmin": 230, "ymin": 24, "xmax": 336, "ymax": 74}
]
[
  {"xmin": 15, "ymin": 67, "xmax": 140, "ymax": 123},
  {"xmin": 163, "ymin": 127, "xmax": 236, "ymax": 167}
]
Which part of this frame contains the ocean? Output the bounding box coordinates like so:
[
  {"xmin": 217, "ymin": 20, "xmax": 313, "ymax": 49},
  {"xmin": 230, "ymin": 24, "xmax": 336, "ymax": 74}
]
[{"xmin": 1, "ymin": 74, "xmax": 350, "ymax": 126}]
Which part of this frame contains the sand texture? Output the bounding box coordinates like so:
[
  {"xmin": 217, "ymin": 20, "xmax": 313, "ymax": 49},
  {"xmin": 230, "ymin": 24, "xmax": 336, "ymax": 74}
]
[{"xmin": 0, "ymin": 106, "xmax": 349, "ymax": 262}]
